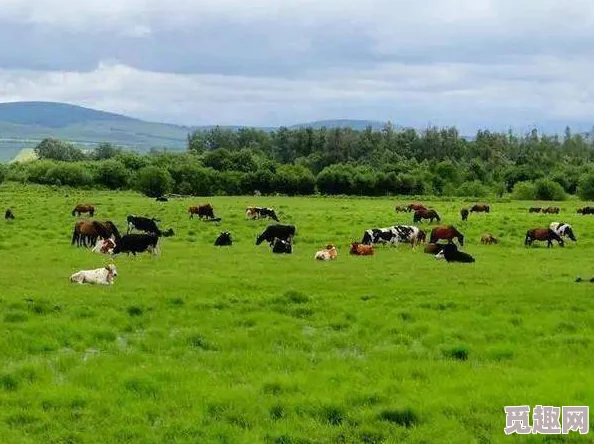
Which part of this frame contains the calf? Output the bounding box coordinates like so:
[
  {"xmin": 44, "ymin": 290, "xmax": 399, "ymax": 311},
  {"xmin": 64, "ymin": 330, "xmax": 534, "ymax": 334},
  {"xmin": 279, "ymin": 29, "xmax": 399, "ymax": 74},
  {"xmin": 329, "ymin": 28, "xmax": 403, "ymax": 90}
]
[
  {"xmin": 435, "ymin": 243, "xmax": 475, "ymax": 263},
  {"xmin": 214, "ymin": 232, "xmax": 232, "ymax": 246},
  {"xmin": 460, "ymin": 208, "xmax": 469, "ymax": 221},
  {"xmin": 424, "ymin": 243, "xmax": 444, "ymax": 255},
  {"xmin": 4, "ymin": 209, "xmax": 14, "ymax": 220},
  {"xmin": 70, "ymin": 264, "xmax": 117, "ymax": 285},
  {"xmin": 272, "ymin": 238, "xmax": 292, "ymax": 254},
  {"xmin": 350, "ymin": 242, "xmax": 374, "ymax": 255},
  {"xmin": 315, "ymin": 244, "xmax": 338, "ymax": 261},
  {"xmin": 480, "ymin": 233, "xmax": 498, "ymax": 245},
  {"xmin": 112, "ymin": 233, "xmax": 160, "ymax": 256},
  {"xmin": 92, "ymin": 238, "xmax": 116, "ymax": 254},
  {"xmin": 256, "ymin": 224, "xmax": 296, "ymax": 245},
  {"xmin": 246, "ymin": 207, "xmax": 279, "ymax": 222}
]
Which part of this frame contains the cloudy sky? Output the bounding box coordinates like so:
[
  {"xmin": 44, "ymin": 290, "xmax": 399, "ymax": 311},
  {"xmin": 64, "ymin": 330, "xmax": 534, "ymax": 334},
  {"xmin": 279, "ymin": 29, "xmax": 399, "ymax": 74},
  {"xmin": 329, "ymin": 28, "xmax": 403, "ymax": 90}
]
[{"xmin": 0, "ymin": 0, "xmax": 593, "ymax": 134}]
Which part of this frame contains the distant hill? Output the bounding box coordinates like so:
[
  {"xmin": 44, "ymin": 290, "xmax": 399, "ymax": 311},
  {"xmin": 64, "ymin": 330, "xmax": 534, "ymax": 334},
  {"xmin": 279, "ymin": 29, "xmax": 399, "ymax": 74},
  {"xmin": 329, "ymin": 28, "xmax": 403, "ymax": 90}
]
[{"xmin": 0, "ymin": 101, "xmax": 393, "ymax": 162}]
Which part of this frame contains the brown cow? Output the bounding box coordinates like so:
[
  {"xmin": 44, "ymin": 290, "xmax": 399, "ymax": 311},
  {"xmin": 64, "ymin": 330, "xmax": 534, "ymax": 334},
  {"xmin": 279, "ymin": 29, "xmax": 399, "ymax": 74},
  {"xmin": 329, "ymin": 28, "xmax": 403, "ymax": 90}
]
[
  {"xmin": 413, "ymin": 209, "xmax": 441, "ymax": 223},
  {"xmin": 349, "ymin": 242, "xmax": 374, "ymax": 255},
  {"xmin": 529, "ymin": 207, "xmax": 542, "ymax": 213},
  {"xmin": 189, "ymin": 204, "xmax": 216, "ymax": 220},
  {"xmin": 542, "ymin": 207, "xmax": 560, "ymax": 214},
  {"xmin": 429, "ymin": 225, "xmax": 464, "ymax": 246},
  {"xmin": 407, "ymin": 203, "xmax": 427, "ymax": 212},
  {"xmin": 470, "ymin": 203, "xmax": 490, "ymax": 213},
  {"xmin": 525, "ymin": 228, "xmax": 564, "ymax": 248},
  {"xmin": 480, "ymin": 233, "xmax": 498, "ymax": 245},
  {"xmin": 460, "ymin": 208, "xmax": 469, "ymax": 221},
  {"xmin": 72, "ymin": 204, "xmax": 95, "ymax": 217}
]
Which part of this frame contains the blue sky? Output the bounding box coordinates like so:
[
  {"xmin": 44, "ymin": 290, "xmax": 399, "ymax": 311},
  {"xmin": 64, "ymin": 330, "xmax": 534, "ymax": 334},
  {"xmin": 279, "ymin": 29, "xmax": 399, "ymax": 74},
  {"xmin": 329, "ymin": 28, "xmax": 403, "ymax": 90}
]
[{"xmin": 0, "ymin": 0, "xmax": 593, "ymax": 134}]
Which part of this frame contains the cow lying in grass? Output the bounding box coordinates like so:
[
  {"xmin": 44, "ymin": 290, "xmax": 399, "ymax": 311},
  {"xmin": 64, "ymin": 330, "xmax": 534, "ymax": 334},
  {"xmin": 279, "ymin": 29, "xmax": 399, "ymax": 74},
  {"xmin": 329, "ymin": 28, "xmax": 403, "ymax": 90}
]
[
  {"xmin": 92, "ymin": 238, "xmax": 116, "ymax": 254},
  {"xmin": 70, "ymin": 264, "xmax": 118, "ymax": 285},
  {"xmin": 435, "ymin": 243, "xmax": 475, "ymax": 263},
  {"xmin": 315, "ymin": 244, "xmax": 338, "ymax": 261},
  {"xmin": 272, "ymin": 238, "xmax": 292, "ymax": 254},
  {"xmin": 350, "ymin": 242, "xmax": 374, "ymax": 255},
  {"xmin": 214, "ymin": 232, "xmax": 232, "ymax": 246}
]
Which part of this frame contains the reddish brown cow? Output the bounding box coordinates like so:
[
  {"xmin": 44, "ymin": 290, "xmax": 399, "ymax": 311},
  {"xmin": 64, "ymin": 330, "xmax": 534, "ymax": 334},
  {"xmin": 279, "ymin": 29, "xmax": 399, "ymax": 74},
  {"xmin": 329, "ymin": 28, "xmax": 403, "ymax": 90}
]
[
  {"xmin": 470, "ymin": 203, "xmax": 490, "ymax": 213},
  {"xmin": 407, "ymin": 203, "xmax": 427, "ymax": 212},
  {"xmin": 429, "ymin": 225, "xmax": 465, "ymax": 246},
  {"xmin": 72, "ymin": 204, "xmax": 95, "ymax": 217},
  {"xmin": 189, "ymin": 204, "xmax": 215, "ymax": 219},
  {"xmin": 542, "ymin": 207, "xmax": 560, "ymax": 214},
  {"xmin": 350, "ymin": 242, "xmax": 374, "ymax": 255}
]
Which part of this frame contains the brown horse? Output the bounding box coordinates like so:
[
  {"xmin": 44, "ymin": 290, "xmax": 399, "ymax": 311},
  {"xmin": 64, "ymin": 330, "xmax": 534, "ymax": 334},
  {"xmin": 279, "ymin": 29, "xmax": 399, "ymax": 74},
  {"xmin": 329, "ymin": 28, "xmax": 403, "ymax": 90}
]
[
  {"xmin": 413, "ymin": 209, "xmax": 440, "ymax": 223},
  {"xmin": 470, "ymin": 203, "xmax": 490, "ymax": 213},
  {"xmin": 529, "ymin": 207, "xmax": 542, "ymax": 213},
  {"xmin": 72, "ymin": 204, "xmax": 95, "ymax": 217},
  {"xmin": 429, "ymin": 225, "xmax": 464, "ymax": 246},
  {"xmin": 71, "ymin": 220, "xmax": 120, "ymax": 247},
  {"xmin": 460, "ymin": 208, "xmax": 469, "ymax": 221},
  {"xmin": 542, "ymin": 207, "xmax": 560, "ymax": 214},
  {"xmin": 407, "ymin": 203, "xmax": 427, "ymax": 212},
  {"xmin": 524, "ymin": 228, "xmax": 564, "ymax": 248}
]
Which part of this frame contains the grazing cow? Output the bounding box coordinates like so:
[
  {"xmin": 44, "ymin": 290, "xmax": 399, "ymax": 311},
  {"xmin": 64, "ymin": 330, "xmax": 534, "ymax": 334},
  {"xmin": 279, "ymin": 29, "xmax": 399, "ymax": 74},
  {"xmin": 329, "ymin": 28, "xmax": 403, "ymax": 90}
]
[
  {"xmin": 189, "ymin": 204, "xmax": 216, "ymax": 220},
  {"xmin": 429, "ymin": 225, "xmax": 465, "ymax": 246},
  {"xmin": 315, "ymin": 244, "xmax": 338, "ymax": 261},
  {"xmin": 70, "ymin": 264, "xmax": 117, "ymax": 285},
  {"xmin": 155, "ymin": 196, "xmax": 169, "ymax": 202},
  {"xmin": 525, "ymin": 228, "xmax": 564, "ymax": 248},
  {"xmin": 470, "ymin": 203, "xmax": 490, "ymax": 213},
  {"xmin": 4, "ymin": 209, "xmax": 14, "ymax": 220},
  {"xmin": 246, "ymin": 207, "xmax": 280, "ymax": 222},
  {"xmin": 92, "ymin": 238, "xmax": 116, "ymax": 254},
  {"xmin": 72, "ymin": 204, "xmax": 95, "ymax": 217},
  {"xmin": 407, "ymin": 203, "xmax": 427, "ymax": 212},
  {"xmin": 413, "ymin": 209, "xmax": 441, "ymax": 224},
  {"xmin": 542, "ymin": 206, "xmax": 560, "ymax": 214},
  {"xmin": 112, "ymin": 233, "xmax": 160, "ymax": 256},
  {"xmin": 350, "ymin": 242, "xmax": 374, "ymax": 255},
  {"xmin": 256, "ymin": 224, "xmax": 296, "ymax": 245},
  {"xmin": 272, "ymin": 238, "xmax": 292, "ymax": 254},
  {"xmin": 394, "ymin": 205, "xmax": 408, "ymax": 213},
  {"xmin": 529, "ymin": 207, "xmax": 542, "ymax": 213},
  {"xmin": 126, "ymin": 215, "xmax": 161, "ymax": 235},
  {"xmin": 577, "ymin": 206, "xmax": 594, "ymax": 215},
  {"xmin": 214, "ymin": 231, "xmax": 232, "ymax": 246},
  {"xmin": 435, "ymin": 243, "xmax": 475, "ymax": 263},
  {"xmin": 480, "ymin": 233, "xmax": 498, "ymax": 244},
  {"xmin": 460, "ymin": 208, "xmax": 469, "ymax": 221},
  {"xmin": 549, "ymin": 222, "xmax": 577, "ymax": 241},
  {"xmin": 424, "ymin": 243, "xmax": 444, "ymax": 255}
]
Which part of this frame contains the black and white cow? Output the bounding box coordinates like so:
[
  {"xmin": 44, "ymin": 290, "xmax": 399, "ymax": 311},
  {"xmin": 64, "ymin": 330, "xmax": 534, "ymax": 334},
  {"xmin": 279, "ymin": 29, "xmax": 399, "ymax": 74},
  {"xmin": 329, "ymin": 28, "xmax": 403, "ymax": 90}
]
[
  {"xmin": 435, "ymin": 243, "xmax": 475, "ymax": 263},
  {"xmin": 112, "ymin": 233, "xmax": 160, "ymax": 256},
  {"xmin": 127, "ymin": 215, "xmax": 160, "ymax": 235},
  {"xmin": 272, "ymin": 238, "xmax": 292, "ymax": 254},
  {"xmin": 214, "ymin": 231, "xmax": 232, "ymax": 246},
  {"xmin": 361, "ymin": 225, "xmax": 424, "ymax": 248},
  {"xmin": 246, "ymin": 207, "xmax": 280, "ymax": 222},
  {"xmin": 550, "ymin": 222, "xmax": 577, "ymax": 241},
  {"xmin": 256, "ymin": 224, "xmax": 296, "ymax": 246}
]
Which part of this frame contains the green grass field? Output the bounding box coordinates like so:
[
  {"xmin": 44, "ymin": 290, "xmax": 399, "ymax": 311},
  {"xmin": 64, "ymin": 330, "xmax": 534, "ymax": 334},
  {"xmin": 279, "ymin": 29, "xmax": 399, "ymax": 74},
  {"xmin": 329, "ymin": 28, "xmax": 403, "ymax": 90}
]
[{"xmin": 0, "ymin": 183, "xmax": 592, "ymax": 443}]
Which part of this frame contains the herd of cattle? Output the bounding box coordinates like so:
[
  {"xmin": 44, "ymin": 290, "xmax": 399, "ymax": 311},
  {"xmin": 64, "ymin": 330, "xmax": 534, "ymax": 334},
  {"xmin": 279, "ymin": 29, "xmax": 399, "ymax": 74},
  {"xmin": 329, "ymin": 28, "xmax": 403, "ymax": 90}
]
[{"xmin": 3, "ymin": 198, "xmax": 581, "ymax": 285}]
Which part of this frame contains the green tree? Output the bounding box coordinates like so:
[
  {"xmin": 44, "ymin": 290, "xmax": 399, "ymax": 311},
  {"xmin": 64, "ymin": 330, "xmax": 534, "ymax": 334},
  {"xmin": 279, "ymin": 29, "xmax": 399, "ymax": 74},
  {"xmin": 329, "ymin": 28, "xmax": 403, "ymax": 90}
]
[
  {"xmin": 95, "ymin": 159, "xmax": 130, "ymax": 189},
  {"xmin": 134, "ymin": 166, "xmax": 173, "ymax": 197},
  {"xmin": 577, "ymin": 172, "xmax": 594, "ymax": 200},
  {"xmin": 34, "ymin": 138, "xmax": 87, "ymax": 161}
]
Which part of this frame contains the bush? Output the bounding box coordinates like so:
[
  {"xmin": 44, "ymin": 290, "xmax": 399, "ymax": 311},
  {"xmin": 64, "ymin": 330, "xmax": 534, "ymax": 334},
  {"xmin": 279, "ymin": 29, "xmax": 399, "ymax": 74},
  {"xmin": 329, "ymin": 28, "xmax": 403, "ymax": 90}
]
[
  {"xmin": 456, "ymin": 180, "xmax": 489, "ymax": 197},
  {"xmin": 533, "ymin": 179, "xmax": 566, "ymax": 201},
  {"xmin": 95, "ymin": 160, "xmax": 130, "ymax": 189},
  {"xmin": 511, "ymin": 181, "xmax": 536, "ymax": 200},
  {"xmin": 134, "ymin": 166, "xmax": 173, "ymax": 197},
  {"xmin": 44, "ymin": 163, "xmax": 94, "ymax": 187},
  {"xmin": 577, "ymin": 172, "xmax": 594, "ymax": 200}
]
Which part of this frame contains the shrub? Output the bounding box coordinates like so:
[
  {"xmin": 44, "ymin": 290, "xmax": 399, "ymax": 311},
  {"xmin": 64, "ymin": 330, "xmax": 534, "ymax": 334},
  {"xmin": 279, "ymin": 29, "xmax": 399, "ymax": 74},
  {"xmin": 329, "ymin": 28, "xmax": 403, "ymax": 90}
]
[
  {"xmin": 511, "ymin": 181, "xmax": 536, "ymax": 200},
  {"xmin": 134, "ymin": 166, "xmax": 173, "ymax": 197},
  {"xmin": 95, "ymin": 159, "xmax": 130, "ymax": 189},
  {"xmin": 577, "ymin": 172, "xmax": 594, "ymax": 200},
  {"xmin": 456, "ymin": 180, "xmax": 489, "ymax": 197},
  {"xmin": 533, "ymin": 179, "xmax": 566, "ymax": 201}
]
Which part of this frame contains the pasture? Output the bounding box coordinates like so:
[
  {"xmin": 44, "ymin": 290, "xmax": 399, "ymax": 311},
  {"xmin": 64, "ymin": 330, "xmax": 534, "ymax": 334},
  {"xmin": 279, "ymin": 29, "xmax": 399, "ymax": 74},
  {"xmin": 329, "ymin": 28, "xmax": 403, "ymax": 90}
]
[{"xmin": 0, "ymin": 183, "xmax": 592, "ymax": 443}]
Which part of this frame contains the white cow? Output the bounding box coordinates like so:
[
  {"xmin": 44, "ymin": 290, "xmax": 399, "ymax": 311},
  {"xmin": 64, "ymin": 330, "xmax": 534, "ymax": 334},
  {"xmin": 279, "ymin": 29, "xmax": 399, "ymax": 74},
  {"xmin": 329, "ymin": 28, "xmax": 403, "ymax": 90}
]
[
  {"xmin": 315, "ymin": 245, "xmax": 338, "ymax": 261},
  {"xmin": 70, "ymin": 264, "xmax": 118, "ymax": 285},
  {"xmin": 92, "ymin": 238, "xmax": 116, "ymax": 255}
]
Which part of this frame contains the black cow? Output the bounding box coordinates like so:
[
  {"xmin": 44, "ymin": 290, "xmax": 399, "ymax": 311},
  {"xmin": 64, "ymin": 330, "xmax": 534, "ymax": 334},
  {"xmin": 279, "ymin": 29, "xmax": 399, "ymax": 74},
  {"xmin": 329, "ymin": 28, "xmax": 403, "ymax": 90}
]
[
  {"xmin": 577, "ymin": 206, "xmax": 594, "ymax": 215},
  {"xmin": 256, "ymin": 224, "xmax": 296, "ymax": 246},
  {"xmin": 155, "ymin": 196, "xmax": 169, "ymax": 202},
  {"xmin": 4, "ymin": 209, "xmax": 14, "ymax": 220},
  {"xmin": 272, "ymin": 238, "xmax": 292, "ymax": 254},
  {"xmin": 112, "ymin": 233, "xmax": 160, "ymax": 256},
  {"xmin": 127, "ymin": 215, "xmax": 161, "ymax": 235},
  {"xmin": 435, "ymin": 243, "xmax": 475, "ymax": 263},
  {"xmin": 214, "ymin": 232, "xmax": 232, "ymax": 246}
]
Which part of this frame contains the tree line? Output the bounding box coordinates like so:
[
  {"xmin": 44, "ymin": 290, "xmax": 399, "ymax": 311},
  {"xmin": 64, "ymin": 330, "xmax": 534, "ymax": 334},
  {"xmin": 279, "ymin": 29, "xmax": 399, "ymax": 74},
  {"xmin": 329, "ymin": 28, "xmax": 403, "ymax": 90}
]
[{"xmin": 3, "ymin": 123, "xmax": 594, "ymax": 200}]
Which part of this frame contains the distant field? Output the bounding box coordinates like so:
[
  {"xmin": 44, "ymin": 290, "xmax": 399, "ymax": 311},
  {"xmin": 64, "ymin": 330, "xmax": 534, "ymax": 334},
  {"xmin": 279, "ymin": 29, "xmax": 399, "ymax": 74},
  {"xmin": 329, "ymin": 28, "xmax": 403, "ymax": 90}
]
[{"xmin": 0, "ymin": 183, "xmax": 592, "ymax": 443}]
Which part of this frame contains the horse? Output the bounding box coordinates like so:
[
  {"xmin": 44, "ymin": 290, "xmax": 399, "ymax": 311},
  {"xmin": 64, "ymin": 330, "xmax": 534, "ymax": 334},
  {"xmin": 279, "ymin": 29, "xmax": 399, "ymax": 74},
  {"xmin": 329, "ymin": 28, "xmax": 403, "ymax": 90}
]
[
  {"xmin": 413, "ymin": 209, "xmax": 441, "ymax": 223},
  {"xmin": 71, "ymin": 220, "xmax": 120, "ymax": 247},
  {"xmin": 524, "ymin": 228, "xmax": 564, "ymax": 248},
  {"xmin": 429, "ymin": 225, "xmax": 464, "ymax": 246},
  {"xmin": 549, "ymin": 222, "xmax": 576, "ymax": 241},
  {"xmin": 470, "ymin": 203, "xmax": 490, "ymax": 213},
  {"xmin": 72, "ymin": 204, "xmax": 95, "ymax": 217},
  {"xmin": 460, "ymin": 208, "xmax": 469, "ymax": 221}
]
